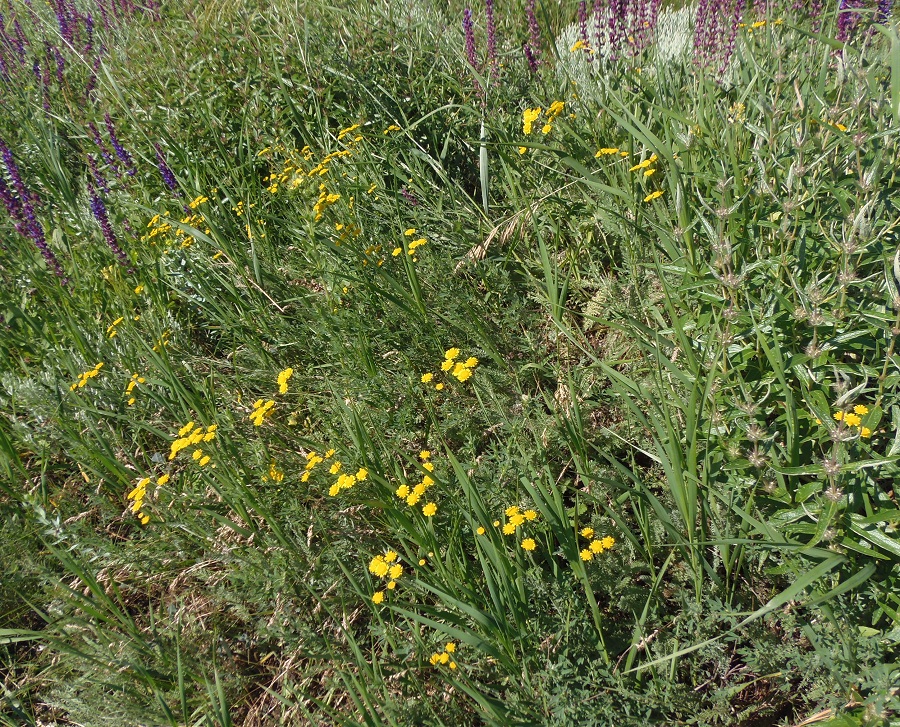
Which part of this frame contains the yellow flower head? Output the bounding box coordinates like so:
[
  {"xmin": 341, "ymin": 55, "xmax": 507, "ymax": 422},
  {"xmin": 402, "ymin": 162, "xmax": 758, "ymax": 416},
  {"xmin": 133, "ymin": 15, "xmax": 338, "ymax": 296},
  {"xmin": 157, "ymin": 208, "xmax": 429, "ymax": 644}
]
[
  {"xmin": 396, "ymin": 484, "xmax": 410, "ymax": 498},
  {"xmin": 440, "ymin": 359, "xmax": 454, "ymax": 372},
  {"xmin": 844, "ymin": 413, "xmax": 862, "ymax": 428},
  {"xmin": 422, "ymin": 502, "xmax": 437, "ymax": 517},
  {"xmin": 372, "ymin": 591, "xmax": 384, "ymax": 604},
  {"xmin": 580, "ymin": 527, "xmax": 594, "ymax": 539},
  {"xmin": 522, "ymin": 107, "xmax": 542, "ymax": 135},
  {"xmin": 644, "ymin": 190, "xmax": 664, "ymax": 202},
  {"xmin": 421, "ymin": 372, "xmax": 433, "ymax": 383},
  {"xmin": 445, "ymin": 642, "xmax": 456, "ymax": 653},
  {"xmin": 369, "ymin": 557, "xmax": 389, "ymax": 577},
  {"xmin": 420, "ymin": 450, "xmax": 431, "ymax": 460},
  {"xmin": 384, "ymin": 550, "xmax": 398, "ymax": 562},
  {"xmin": 589, "ymin": 539, "xmax": 604, "ymax": 554},
  {"xmin": 833, "ymin": 411, "xmax": 844, "ymax": 421},
  {"xmin": 506, "ymin": 506, "xmax": 520, "ymax": 517},
  {"xmin": 601, "ymin": 536, "xmax": 615, "ymax": 549},
  {"xmin": 854, "ymin": 405, "xmax": 869, "ymax": 416},
  {"xmin": 444, "ymin": 347, "xmax": 461, "ymax": 360},
  {"xmin": 502, "ymin": 523, "xmax": 516, "ymax": 535},
  {"xmin": 524, "ymin": 509, "xmax": 538, "ymax": 521},
  {"xmin": 522, "ymin": 538, "xmax": 536, "ymax": 551},
  {"xmin": 389, "ymin": 564, "xmax": 403, "ymax": 580},
  {"xmin": 595, "ymin": 147, "xmax": 619, "ymax": 157},
  {"xmin": 477, "ymin": 526, "xmax": 486, "ymax": 535},
  {"xmin": 861, "ymin": 427, "xmax": 872, "ymax": 438},
  {"xmin": 580, "ymin": 549, "xmax": 593, "ymax": 561}
]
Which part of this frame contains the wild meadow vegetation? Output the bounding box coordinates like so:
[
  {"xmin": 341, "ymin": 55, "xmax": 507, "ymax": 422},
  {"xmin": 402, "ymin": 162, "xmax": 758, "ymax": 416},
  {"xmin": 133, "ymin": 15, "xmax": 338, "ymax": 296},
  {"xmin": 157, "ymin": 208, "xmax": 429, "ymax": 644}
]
[{"xmin": 2, "ymin": 0, "xmax": 900, "ymax": 724}]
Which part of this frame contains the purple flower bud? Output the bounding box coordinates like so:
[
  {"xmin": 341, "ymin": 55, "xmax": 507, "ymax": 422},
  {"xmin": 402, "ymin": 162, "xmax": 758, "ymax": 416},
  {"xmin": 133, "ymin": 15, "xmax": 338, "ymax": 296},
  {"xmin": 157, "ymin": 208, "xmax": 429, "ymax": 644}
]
[
  {"xmin": 154, "ymin": 144, "xmax": 179, "ymax": 192},
  {"xmin": 88, "ymin": 181, "xmax": 132, "ymax": 271},
  {"xmin": 104, "ymin": 113, "xmax": 135, "ymax": 176},
  {"xmin": 97, "ymin": 0, "xmax": 110, "ymax": 33}
]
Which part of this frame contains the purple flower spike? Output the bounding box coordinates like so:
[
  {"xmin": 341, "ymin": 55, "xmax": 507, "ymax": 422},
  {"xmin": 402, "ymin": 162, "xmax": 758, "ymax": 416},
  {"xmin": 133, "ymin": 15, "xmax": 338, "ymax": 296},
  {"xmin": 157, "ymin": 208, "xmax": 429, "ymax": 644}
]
[
  {"xmin": 53, "ymin": 47, "xmax": 64, "ymax": 83},
  {"xmin": 88, "ymin": 181, "xmax": 132, "ymax": 272},
  {"xmin": 88, "ymin": 121, "xmax": 117, "ymax": 172},
  {"xmin": 400, "ymin": 187, "xmax": 419, "ymax": 206},
  {"xmin": 463, "ymin": 8, "xmax": 478, "ymax": 70},
  {"xmin": 524, "ymin": 42, "xmax": 538, "ymax": 72},
  {"xmin": 876, "ymin": 0, "xmax": 893, "ymax": 24},
  {"xmin": 485, "ymin": 0, "xmax": 499, "ymax": 77},
  {"xmin": 0, "ymin": 138, "xmax": 67, "ymax": 282},
  {"xmin": 154, "ymin": 144, "xmax": 179, "ymax": 192},
  {"xmin": 84, "ymin": 13, "xmax": 94, "ymax": 54},
  {"xmin": 104, "ymin": 113, "xmax": 135, "ymax": 176},
  {"xmin": 526, "ymin": 0, "xmax": 541, "ymax": 59},
  {"xmin": 87, "ymin": 153, "xmax": 109, "ymax": 194},
  {"xmin": 578, "ymin": 0, "xmax": 591, "ymax": 60}
]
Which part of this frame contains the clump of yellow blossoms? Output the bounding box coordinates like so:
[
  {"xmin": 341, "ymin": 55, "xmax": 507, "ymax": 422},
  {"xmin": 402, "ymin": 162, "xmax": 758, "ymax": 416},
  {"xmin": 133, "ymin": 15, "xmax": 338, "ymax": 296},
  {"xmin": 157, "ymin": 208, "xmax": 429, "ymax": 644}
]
[
  {"xmin": 429, "ymin": 641, "xmax": 458, "ymax": 669},
  {"xmin": 301, "ymin": 448, "xmax": 335, "ymax": 482},
  {"xmin": 369, "ymin": 549, "xmax": 403, "ymax": 603},
  {"xmin": 422, "ymin": 348, "xmax": 479, "ymax": 389},
  {"xmin": 833, "ymin": 404, "xmax": 872, "ymax": 438},
  {"xmin": 263, "ymin": 462, "xmax": 284, "ymax": 482},
  {"xmin": 249, "ymin": 399, "xmax": 275, "ymax": 426},
  {"xmin": 327, "ymin": 463, "xmax": 368, "ymax": 497},
  {"xmin": 126, "ymin": 473, "xmax": 169, "ymax": 525},
  {"xmin": 500, "ymin": 505, "xmax": 539, "ymax": 535},
  {"xmin": 578, "ymin": 527, "xmax": 616, "ymax": 561},
  {"xmin": 394, "ymin": 450, "xmax": 437, "ymax": 513},
  {"xmin": 124, "ymin": 372, "xmax": 145, "ymax": 406},
  {"xmin": 523, "ymin": 102, "xmax": 565, "ymax": 137},
  {"xmin": 277, "ymin": 367, "xmax": 293, "ymax": 394},
  {"xmin": 169, "ymin": 421, "xmax": 217, "ymax": 465},
  {"xmin": 107, "ymin": 316, "xmax": 124, "ymax": 338},
  {"xmin": 70, "ymin": 362, "xmax": 104, "ymax": 391}
]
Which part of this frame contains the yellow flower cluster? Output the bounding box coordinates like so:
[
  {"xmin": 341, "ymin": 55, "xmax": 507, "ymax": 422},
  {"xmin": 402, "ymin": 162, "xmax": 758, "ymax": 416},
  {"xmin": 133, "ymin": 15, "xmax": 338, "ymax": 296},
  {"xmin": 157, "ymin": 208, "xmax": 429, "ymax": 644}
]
[
  {"xmin": 327, "ymin": 461, "xmax": 368, "ymax": 496},
  {"xmin": 370, "ymin": 549, "xmax": 403, "ymax": 603},
  {"xmin": 422, "ymin": 348, "xmax": 478, "ymax": 390},
  {"xmin": 107, "ymin": 316, "xmax": 124, "ymax": 338},
  {"xmin": 70, "ymin": 362, "xmax": 104, "ymax": 390},
  {"xmin": 313, "ymin": 184, "xmax": 341, "ymax": 221},
  {"xmin": 578, "ymin": 527, "xmax": 615, "ymax": 561},
  {"xmin": 523, "ymin": 101, "xmax": 565, "ymax": 137},
  {"xmin": 337, "ymin": 123, "xmax": 361, "ymax": 140},
  {"xmin": 394, "ymin": 451, "xmax": 437, "ymax": 514},
  {"xmin": 391, "ymin": 227, "xmax": 427, "ymax": 259},
  {"xmin": 143, "ymin": 212, "xmax": 173, "ymax": 245},
  {"xmin": 277, "ymin": 367, "xmax": 293, "ymax": 394},
  {"xmin": 126, "ymin": 473, "xmax": 169, "ymax": 525},
  {"xmin": 249, "ymin": 399, "xmax": 275, "ymax": 426},
  {"xmin": 644, "ymin": 190, "xmax": 664, "ymax": 203},
  {"xmin": 429, "ymin": 641, "xmax": 458, "ymax": 669},
  {"xmin": 125, "ymin": 372, "xmax": 145, "ymax": 406},
  {"xmin": 834, "ymin": 405, "xmax": 872, "ymax": 438},
  {"xmin": 383, "ymin": 124, "xmax": 401, "ymax": 134},
  {"xmin": 629, "ymin": 153, "xmax": 658, "ymax": 172},
  {"xmin": 595, "ymin": 147, "xmax": 620, "ymax": 157},
  {"xmin": 500, "ymin": 505, "xmax": 539, "ymax": 535},
  {"xmin": 523, "ymin": 107, "xmax": 542, "ymax": 135},
  {"xmin": 175, "ymin": 211, "xmax": 210, "ymax": 249},
  {"xmin": 262, "ymin": 462, "xmax": 284, "ymax": 482},
  {"xmin": 169, "ymin": 421, "xmax": 217, "ymax": 465},
  {"xmin": 301, "ymin": 448, "xmax": 335, "ymax": 482}
]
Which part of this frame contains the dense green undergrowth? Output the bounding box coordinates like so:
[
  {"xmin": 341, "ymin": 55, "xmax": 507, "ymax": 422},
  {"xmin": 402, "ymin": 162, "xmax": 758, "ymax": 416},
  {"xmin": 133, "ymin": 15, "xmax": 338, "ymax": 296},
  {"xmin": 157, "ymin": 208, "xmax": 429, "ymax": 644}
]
[{"xmin": 2, "ymin": 0, "xmax": 900, "ymax": 725}]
